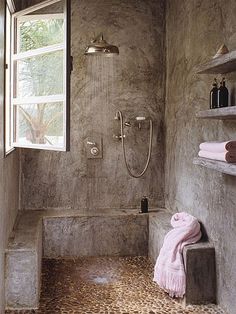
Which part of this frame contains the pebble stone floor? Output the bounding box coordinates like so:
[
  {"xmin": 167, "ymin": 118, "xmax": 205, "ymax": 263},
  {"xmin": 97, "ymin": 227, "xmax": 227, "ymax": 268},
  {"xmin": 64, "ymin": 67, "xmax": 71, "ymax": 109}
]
[{"xmin": 6, "ymin": 257, "xmax": 226, "ymax": 314}]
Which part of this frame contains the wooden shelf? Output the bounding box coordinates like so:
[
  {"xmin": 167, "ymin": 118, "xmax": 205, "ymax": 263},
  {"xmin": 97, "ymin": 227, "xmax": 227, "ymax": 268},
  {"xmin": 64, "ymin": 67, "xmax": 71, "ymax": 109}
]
[
  {"xmin": 196, "ymin": 50, "xmax": 236, "ymax": 74},
  {"xmin": 196, "ymin": 106, "xmax": 236, "ymax": 119},
  {"xmin": 193, "ymin": 157, "xmax": 236, "ymax": 176}
]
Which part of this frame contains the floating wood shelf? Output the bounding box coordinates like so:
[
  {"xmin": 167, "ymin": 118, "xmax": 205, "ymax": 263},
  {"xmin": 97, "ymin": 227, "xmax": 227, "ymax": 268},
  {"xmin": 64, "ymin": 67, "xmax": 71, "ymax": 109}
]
[
  {"xmin": 196, "ymin": 106, "xmax": 236, "ymax": 119},
  {"xmin": 193, "ymin": 157, "xmax": 236, "ymax": 176},
  {"xmin": 196, "ymin": 50, "xmax": 236, "ymax": 74}
]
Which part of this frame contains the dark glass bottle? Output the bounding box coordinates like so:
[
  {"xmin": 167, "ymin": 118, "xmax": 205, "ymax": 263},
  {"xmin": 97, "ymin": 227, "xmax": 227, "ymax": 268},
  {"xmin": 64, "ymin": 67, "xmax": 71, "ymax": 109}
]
[
  {"xmin": 141, "ymin": 196, "xmax": 148, "ymax": 213},
  {"xmin": 218, "ymin": 78, "xmax": 229, "ymax": 108},
  {"xmin": 210, "ymin": 78, "xmax": 218, "ymax": 109}
]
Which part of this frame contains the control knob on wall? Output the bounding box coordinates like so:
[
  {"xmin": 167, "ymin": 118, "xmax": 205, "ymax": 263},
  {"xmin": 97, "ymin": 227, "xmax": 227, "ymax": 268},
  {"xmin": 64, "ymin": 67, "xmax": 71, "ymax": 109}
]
[
  {"xmin": 91, "ymin": 146, "xmax": 99, "ymax": 156},
  {"xmin": 86, "ymin": 137, "xmax": 103, "ymax": 159}
]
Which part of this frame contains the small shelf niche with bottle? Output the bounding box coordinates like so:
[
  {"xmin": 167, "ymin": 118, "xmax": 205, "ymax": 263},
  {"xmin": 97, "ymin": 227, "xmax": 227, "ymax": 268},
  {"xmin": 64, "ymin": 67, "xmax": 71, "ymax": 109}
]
[
  {"xmin": 210, "ymin": 77, "xmax": 229, "ymax": 109},
  {"xmin": 194, "ymin": 44, "xmax": 236, "ymax": 176},
  {"xmin": 196, "ymin": 45, "xmax": 236, "ymax": 119},
  {"xmin": 197, "ymin": 75, "xmax": 236, "ymax": 119}
]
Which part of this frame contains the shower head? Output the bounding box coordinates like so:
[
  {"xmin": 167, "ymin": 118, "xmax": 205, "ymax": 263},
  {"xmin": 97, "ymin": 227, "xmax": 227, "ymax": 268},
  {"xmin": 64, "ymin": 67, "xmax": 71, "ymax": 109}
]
[{"xmin": 84, "ymin": 33, "xmax": 119, "ymax": 57}]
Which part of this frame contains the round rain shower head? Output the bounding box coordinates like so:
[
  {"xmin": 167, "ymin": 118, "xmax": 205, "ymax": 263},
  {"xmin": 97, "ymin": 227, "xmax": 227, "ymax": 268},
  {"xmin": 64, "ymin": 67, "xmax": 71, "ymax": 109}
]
[{"xmin": 84, "ymin": 33, "xmax": 119, "ymax": 57}]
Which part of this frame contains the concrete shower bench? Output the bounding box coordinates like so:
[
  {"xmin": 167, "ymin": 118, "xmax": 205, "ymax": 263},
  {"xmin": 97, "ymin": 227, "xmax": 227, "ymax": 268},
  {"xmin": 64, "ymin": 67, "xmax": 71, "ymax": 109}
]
[
  {"xmin": 149, "ymin": 210, "xmax": 216, "ymax": 305},
  {"xmin": 5, "ymin": 209, "xmax": 148, "ymax": 310},
  {"xmin": 5, "ymin": 208, "xmax": 216, "ymax": 310}
]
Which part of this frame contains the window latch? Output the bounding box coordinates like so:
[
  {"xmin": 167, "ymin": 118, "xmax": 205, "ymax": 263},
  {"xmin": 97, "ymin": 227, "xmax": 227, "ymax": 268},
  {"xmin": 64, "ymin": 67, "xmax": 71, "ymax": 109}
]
[{"xmin": 70, "ymin": 56, "xmax": 73, "ymax": 73}]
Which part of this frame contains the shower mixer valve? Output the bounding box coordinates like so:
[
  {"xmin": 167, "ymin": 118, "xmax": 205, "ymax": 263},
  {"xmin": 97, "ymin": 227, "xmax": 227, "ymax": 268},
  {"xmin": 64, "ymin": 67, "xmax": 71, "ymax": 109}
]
[
  {"xmin": 86, "ymin": 137, "xmax": 103, "ymax": 159},
  {"xmin": 124, "ymin": 121, "xmax": 131, "ymax": 127},
  {"xmin": 90, "ymin": 146, "xmax": 99, "ymax": 156},
  {"xmin": 113, "ymin": 134, "xmax": 126, "ymax": 140}
]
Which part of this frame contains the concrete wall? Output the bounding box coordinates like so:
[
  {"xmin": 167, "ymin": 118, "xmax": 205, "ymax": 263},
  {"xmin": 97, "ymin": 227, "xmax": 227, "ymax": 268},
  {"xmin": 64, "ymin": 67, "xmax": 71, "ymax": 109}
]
[
  {"xmin": 15, "ymin": 0, "xmax": 236, "ymax": 312},
  {"xmin": 165, "ymin": 1, "xmax": 236, "ymax": 313},
  {"xmin": 20, "ymin": 0, "xmax": 166, "ymax": 211},
  {"xmin": 0, "ymin": 1, "xmax": 19, "ymax": 312}
]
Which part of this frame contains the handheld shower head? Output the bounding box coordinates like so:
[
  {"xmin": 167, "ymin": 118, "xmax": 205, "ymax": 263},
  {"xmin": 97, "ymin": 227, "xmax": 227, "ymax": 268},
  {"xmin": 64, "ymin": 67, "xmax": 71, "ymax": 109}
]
[{"xmin": 135, "ymin": 116, "xmax": 146, "ymax": 121}]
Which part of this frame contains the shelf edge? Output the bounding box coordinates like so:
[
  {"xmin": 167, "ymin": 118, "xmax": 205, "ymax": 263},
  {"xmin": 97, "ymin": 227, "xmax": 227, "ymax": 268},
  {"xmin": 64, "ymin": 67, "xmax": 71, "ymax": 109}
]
[
  {"xmin": 196, "ymin": 107, "xmax": 236, "ymax": 119},
  {"xmin": 193, "ymin": 157, "xmax": 236, "ymax": 176},
  {"xmin": 196, "ymin": 50, "xmax": 236, "ymax": 74}
]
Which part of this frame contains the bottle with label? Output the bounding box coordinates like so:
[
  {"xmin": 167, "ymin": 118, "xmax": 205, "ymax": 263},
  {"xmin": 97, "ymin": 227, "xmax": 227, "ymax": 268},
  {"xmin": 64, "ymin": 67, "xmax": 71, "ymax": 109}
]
[
  {"xmin": 210, "ymin": 78, "xmax": 218, "ymax": 109},
  {"xmin": 141, "ymin": 196, "xmax": 148, "ymax": 213},
  {"xmin": 218, "ymin": 77, "xmax": 229, "ymax": 108}
]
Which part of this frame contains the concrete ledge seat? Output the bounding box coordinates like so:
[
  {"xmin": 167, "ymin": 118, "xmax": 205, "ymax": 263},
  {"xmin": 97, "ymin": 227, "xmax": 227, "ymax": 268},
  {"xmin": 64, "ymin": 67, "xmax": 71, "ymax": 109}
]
[
  {"xmin": 5, "ymin": 211, "xmax": 43, "ymax": 310},
  {"xmin": 148, "ymin": 210, "xmax": 216, "ymax": 305},
  {"xmin": 6, "ymin": 208, "xmax": 216, "ymax": 309},
  {"xmin": 5, "ymin": 208, "xmax": 148, "ymax": 310}
]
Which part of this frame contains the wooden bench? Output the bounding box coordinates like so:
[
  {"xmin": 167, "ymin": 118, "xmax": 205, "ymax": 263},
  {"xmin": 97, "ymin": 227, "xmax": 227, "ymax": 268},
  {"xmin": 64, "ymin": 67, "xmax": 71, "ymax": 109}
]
[{"xmin": 148, "ymin": 209, "xmax": 216, "ymax": 305}]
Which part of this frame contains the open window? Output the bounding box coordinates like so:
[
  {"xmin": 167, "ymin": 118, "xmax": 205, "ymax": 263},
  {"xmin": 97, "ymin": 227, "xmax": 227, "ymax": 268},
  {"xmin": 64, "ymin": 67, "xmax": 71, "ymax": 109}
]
[
  {"xmin": 5, "ymin": 0, "xmax": 70, "ymax": 152},
  {"xmin": 4, "ymin": 0, "xmax": 15, "ymax": 154}
]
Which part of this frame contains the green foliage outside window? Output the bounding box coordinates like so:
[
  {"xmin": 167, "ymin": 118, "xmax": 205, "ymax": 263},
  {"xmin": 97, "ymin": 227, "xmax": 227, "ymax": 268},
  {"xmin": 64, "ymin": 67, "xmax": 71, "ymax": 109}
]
[{"xmin": 18, "ymin": 18, "xmax": 64, "ymax": 145}]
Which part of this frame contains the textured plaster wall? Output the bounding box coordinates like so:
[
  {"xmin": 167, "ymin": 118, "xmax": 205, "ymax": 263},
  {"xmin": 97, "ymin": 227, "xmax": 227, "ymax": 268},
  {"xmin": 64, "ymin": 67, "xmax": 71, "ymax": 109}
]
[
  {"xmin": 9, "ymin": 0, "xmax": 236, "ymax": 312},
  {"xmin": 20, "ymin": 0, "xmax": 166, "ymax": 210},
  {"xmin": 165, "ymin": 1, "xmax": 236, "ymax": 313},
  {"xmin": 0, "ymin": 1, "xmax": 19, "ymax": 312}
]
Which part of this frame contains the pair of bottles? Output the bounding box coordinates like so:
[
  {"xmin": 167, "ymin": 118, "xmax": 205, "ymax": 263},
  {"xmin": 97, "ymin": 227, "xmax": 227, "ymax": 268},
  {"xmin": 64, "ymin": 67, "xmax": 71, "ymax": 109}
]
[{"xmin": 210, "ymin": 78, "xmax": 229, "ymax": 109}]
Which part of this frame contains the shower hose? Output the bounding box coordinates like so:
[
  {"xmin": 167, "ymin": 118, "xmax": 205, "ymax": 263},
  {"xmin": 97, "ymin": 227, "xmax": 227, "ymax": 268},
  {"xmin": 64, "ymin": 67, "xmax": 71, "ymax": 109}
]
[{"xmin": 117, "ymin": 110, "xmax": 153, "ymax": 178}]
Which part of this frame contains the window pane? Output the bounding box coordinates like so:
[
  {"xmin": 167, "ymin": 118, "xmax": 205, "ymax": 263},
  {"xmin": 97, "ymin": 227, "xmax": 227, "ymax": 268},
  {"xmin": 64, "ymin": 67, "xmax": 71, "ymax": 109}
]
[
  {"xmin": 19, "ymin": 18, "xmax": 64, "ymax": 52},
  {"xmin": 18, "ymin": 1, "xmax": 64, "ymax": 52},
  {"xmin": 11, "ymin": 0, "xmax": 69, "ymax": 152},
  {"xmin": 14, "ymin": 102, "xmax": 64, "ymax": 147},
  {"xmin": 15, "ymin": 50, "xmax": 64, "ymax": 98}
]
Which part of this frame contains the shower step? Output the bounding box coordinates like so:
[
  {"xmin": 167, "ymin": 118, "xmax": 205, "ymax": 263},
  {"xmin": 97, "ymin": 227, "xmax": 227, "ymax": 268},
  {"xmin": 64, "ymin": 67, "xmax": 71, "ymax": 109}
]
[{"xmin": 149, "ymin": 210, "xmax": 216, "ymax": 305}]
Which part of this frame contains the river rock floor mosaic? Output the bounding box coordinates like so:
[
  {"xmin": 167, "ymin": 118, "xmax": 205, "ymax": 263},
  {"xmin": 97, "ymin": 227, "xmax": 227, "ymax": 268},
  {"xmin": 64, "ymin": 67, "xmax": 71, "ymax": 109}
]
[{"xmin": 6, "ymin": 256, "xmax": 226, "ymax": 314}]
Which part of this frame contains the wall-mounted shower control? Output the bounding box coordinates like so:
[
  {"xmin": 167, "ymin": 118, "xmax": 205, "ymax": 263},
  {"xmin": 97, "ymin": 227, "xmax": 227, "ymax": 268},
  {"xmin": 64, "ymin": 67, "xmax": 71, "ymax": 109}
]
[
  {"xmin": 86, "ymin": 137, "xmax": 103, "ymax": 159},
  {"xmin": 113, "ymin": 134, "xmax": 126, "ymax": 140},
  {"xmin": 91, "ymin": 147, "xmax": 99, "ymax": 156},
  {"xmin": 124, "ymin": 121, "xmax": 131, "ymax": 127}
]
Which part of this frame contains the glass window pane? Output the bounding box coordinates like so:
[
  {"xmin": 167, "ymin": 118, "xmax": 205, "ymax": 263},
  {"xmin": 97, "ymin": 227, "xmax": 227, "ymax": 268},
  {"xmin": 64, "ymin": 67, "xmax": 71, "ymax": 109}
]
[
  {"xmin": 15, "ymin": 50, "xmax": 64, "ymax": 98},
  {"xmin": 18, "ymin": 1, "xmax": 64, "ymax": 52},
  {"xmin": 11, "ymin": 0, "xmax": 69, "ymax": 152},
  {"xmin": 19, "ymin": 18, "xmax": 64, "ymax": 52},
  {"xmin": 14, "ymin": 102, "xmax": 64, "ymax": 147}
]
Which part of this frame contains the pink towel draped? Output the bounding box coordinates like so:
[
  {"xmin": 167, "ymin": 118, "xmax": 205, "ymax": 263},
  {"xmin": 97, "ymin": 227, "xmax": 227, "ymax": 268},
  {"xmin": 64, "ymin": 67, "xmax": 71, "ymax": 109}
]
[
  {"xmin": 199, "ymin": 141, "xmax": 236, "ymax": 153},
  {"xmin": 153, "ymin": 212, "xmax": 202, "ymax": 298},
  {"xmin": 198, "ymin": 150, "xmax": 236, "ymax": 163}
]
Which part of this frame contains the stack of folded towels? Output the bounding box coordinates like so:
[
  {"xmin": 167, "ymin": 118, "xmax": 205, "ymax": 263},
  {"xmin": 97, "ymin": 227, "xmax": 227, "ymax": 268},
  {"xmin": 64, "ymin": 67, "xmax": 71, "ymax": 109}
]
[{"xmin": 198, "ymin": 141, "xmax": 236, "ymax": 163}]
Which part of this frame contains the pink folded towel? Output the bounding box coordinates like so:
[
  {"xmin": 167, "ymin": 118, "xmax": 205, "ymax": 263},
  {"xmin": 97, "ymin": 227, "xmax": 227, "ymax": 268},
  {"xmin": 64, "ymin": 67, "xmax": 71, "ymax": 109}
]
[
  {"xmin": 199, "ymin": 141, "xmax": 236, "ymax": 153},
  {"xmin": 198, "ymin": 150, "xmax": 236, "ymax": 163},
  {"xmin": 153, "ymin": 212, "xmax": 201, "ymax": 298}
]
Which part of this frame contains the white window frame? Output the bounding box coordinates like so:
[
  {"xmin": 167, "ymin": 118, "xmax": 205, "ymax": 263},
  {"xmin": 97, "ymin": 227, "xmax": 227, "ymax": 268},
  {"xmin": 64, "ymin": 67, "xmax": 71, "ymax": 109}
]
[
  {"xmin": 4, "ymin": 0, "xmax": 15, "ymax": 155},
  {"xmin": 9, "ymin": 0, "xmax": 70, "ymax": 152}
]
